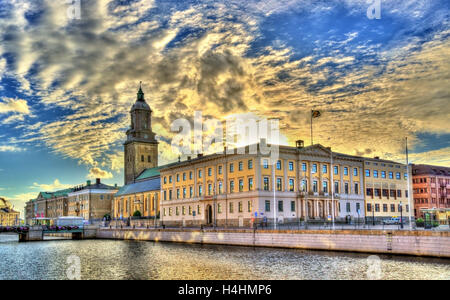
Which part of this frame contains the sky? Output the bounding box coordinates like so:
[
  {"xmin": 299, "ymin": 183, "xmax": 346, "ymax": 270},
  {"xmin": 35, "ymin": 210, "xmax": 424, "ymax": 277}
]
[{"xmin": 0, "ymin": 0, "xmax": 449, "ymax": 215}]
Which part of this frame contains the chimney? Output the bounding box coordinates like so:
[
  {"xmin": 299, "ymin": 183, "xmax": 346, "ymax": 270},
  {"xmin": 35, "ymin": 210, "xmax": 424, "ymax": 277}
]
[
  {"xmin": 187, "ymin": 156, "xmax": 191, "ymax": 161},
  {"xmin": 374, "ymin": 156, "xmax": 380, "ymax": 160},
  {"xmin": 197, "ymin": 153, "xmax": 203, "ymax": 158},
  {"xmin": 296, "ymin": 140, "xmax": 304, "ymax": 149},
  {"xmin": 96, "ymin": 178, "xmax": 101, "ymax": 185}
]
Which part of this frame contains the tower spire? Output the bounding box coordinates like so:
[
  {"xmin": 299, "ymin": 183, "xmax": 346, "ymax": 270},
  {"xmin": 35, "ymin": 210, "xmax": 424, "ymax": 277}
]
[{"xmin": 137, "ymin": 81, "xmax": 144, "ymax": 101}]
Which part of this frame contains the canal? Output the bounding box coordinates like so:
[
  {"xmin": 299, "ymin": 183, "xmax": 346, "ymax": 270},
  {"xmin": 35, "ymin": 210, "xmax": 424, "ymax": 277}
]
[{"xmin": 0, "ymin": 237, "xmax": 449, "ymax": 280}]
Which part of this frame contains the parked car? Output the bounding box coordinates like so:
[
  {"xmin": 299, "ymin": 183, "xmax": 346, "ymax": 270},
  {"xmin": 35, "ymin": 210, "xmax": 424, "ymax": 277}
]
[{"xmin": 383, "ymin": 217, "xmax": 401, "ymax": 225}]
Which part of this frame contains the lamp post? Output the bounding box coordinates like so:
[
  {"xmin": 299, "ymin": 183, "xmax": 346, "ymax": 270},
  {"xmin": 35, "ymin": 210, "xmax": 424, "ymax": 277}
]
[{"xmin": 400, "ymin": 201, "xmax": 404, "ymax": 229}]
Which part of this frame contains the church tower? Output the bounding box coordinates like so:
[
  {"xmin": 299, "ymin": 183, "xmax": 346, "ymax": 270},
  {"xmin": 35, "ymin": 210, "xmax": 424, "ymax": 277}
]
[{"xmin": 124, "ymin": 83, "xmax": 158, "ymax": 184}]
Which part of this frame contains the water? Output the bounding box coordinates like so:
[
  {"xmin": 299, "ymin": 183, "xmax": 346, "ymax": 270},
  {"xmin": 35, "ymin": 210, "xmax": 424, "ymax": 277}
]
[{"xmin": 0, "ymin": 236, "xmax": 449, "ymax": 280}]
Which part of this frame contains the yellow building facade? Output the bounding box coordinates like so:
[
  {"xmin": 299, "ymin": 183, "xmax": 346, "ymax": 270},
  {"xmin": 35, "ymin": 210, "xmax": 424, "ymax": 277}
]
[
  {"xmin": 160, "ymin": 142, "xmax": 367, "ymax": 227},
  {"xmin": 0, "ymin": 198, "xmax": 20, "ymax": 226},
  {"xmin": 363, "ymin": 157, "xmax": 413, "ymax": 222}
]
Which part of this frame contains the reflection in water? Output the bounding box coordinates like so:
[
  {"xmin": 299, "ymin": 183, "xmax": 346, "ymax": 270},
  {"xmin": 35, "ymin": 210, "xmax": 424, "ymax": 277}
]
[{"xmin": 0, "ymin": 238, "xmax": 448, "ymax": 280}]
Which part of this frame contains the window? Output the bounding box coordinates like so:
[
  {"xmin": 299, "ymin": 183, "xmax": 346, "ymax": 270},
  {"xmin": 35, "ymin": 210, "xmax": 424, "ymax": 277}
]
[
  {"xmin": 391, "ymin": 204, "xmax": 395, "ymax": 212},
  {"xmin": 396, "ymin": 172, "xmax": 401, "ymax": 180},
  {"xmin": 141, "ymin": 155, "xmax": 144, "ymax": 162},
  {"xmin": 301, "ymin": 180, "xmax": 307, "ymax": 192},
  {"xmin": 169, "ymin": 190, "xmax": 172, "ymax": 200},
  {"xmin": 218, "ymin": 203, "xmax": 222, "ymax": 214},
  {"xmin": 189, "ymin": 187, "xmax": 193, "ymax": 198},
  {"xmin": 248, "ymin": 178, "xmax": 253, "ymax": 191},
  {"xmin": 265, "ymin": 200, "xmax": 270, "ymax": 212},
  {"xmin": 344, "ymin": 183, "xmax": 349, "ymax": 194},
  {"xmin": 375, "ymin": 204, "xmax": 380, "ymax": 212},
  {"xmin": 176, "ymin": 189, "xmax": 180, "ymax": 199},
  {"xmin": 373, "ymin": 170, "xmax": 378, "ymax": 178},
  {"xmin": 248, "ymin": 160, "xmax": 253, "ymax": 170},
  {"xmin": 367, "ymin": 203, "xmax": 372, "ymax": 212},
  {"xmin": 230, "ymin": 181, "xmax": 234, "ymax": 193},
  {"xmin": 164, "ymin": 191, "xmax": 167, "ymax": 201},
  {"xmin": 238, "ymin": 161, "xmax": 243, "ymax": 171},
  {"xmin": 383, "ymin": 204, "xmax": 388, "ymax": 212},
  {"xmin": 344, "ymin": 167, "xmax": 348, "ymax": 176},
  {"xmin": 277, "ymin": 178, "xmax": 282, "ymax": 191},
  {"xmin": 264, "ymin": 177, "xmax": 269, "ymax": 191},
  {"xmin": 354, "ymin": 183, "xmax": 359, "ymax": 195},
  {"xmin": 263, "ymin": 159, "xmax": 269, "ymax": 169},
  {"xmin": 218, "ymin": 182, "xmax": 223, "ymax": 194},
  {"xmin": 291, "ymin": 201, "xmax": 295, "ymax": 212},
  {"xmin": 229, "ymin": 202, "xmax": 234, "ymax": 213},
  {"xmin": 248, "ymin": 201, "xmax": 252, "ymax": 212},
  {"xmin": 346, "ymin": 203, "xmax": 351, "ymax": 213},
  {"xmin": 198, "ymin": 185, "xmax": 202, "ymax": 197},
  {"xmin": 356, "ymin": 203, "xmax": 360, "ymax": 213},
  {"xmin": 189, "ymin": 171, "xmax": 193, "ymax": 180},
  {"xmin": 390, "ymin": 190, "xmax": 396, "ymax": 198},
  {"xmin": 183, "ymin": 173, "xmax": 186, "ymax": 181},
  {"xmin": 374, "ymin": 189, "xmax": 380, "ymax": 197},
  {"xmin": 289, "ymin": 161, "xmax": 294, "ymax": 171},
  {"xmin": 230, "ymin": 163, "xmax": 234, "ymax": 173},
  {"xmin": 323, "ymin": 181, "xmax": 328, "ymax": 193},
  {"xmin": 218, "ymin": 166, "xmax": 222, "ymax": 175},
  {"xmin": 397, "ymin": 190, "xmax": 402, "ymax": 198},
  {"xmin": 198, "ymin": 170, "xmax": 202, "ymax": 178},
  {"xmin": 323, "ymin": 165, "xmax": 328, "ymax": 174},
  {"xmin": 238, "ymin": 202, "xmax": 243, "ymax": 213},
  {"xmin": 239, "ymin": 179, "xmax": 244, "ymax": 192},
  {"xmin": 208, "ymin": 168, "xmax": 212, "ymax": 176},
  {"xmin": 289, "ymin": 179, "xmax": 294, "ymax": 191},
  {"xmin": 389, "ymin": 172, "xmax": 393, "ymax": 179},
  {"xmin": 169, "ymin": 176, "xmax": 172, "ymax": 183},
  {"xmin": 208, "ymin": 184, "xmax": 212, "ymax": 195},
  {"xmin": 148, "ymin": 156, "xmax": 151, "ymax": 163},
  {"xmin": 276, "ymin": 160, "xmax": 282, "ymax": 170},
  {"xmin": 164, "ymin": 177, "xmax": 167, "ymax": 184},
  {"xmin": 334, "ymin": 166, "xmax": 339, "ymax": 175},
  {"xmin": 302, "ymin": 163, "xmax": 307, "ymax": 172},
  {"xmin": 278, "ymin": 200, "xmax": 283, "ymax": 212},
  {"xmin": 176, "ymin": 174, "xmax": 180, "ymax": 182},
  {"xmin": 312, "ymin": 164, "xmax": 317, "ymax": 173},
  {"xmin": 382, "ymin": 189, "xmax": 388, "ymax": 197},
  {"xmin": 334, "ymin": 182, "xmax": 339, "ymax": 194},
  {"xmin": 381, "ymin": 171, "xmax": 386, "ymax": 178},
  {"xmin": 365, "ymin": 169, "xmax": 370, "ymax": 177},
  {"xmin": 313, "ymin": 181, "xmax": 318, "ymax": 193},
  {"xmin": 353, "ymin": 168, "xmax": 358, "ymax": 176},
  {"xmin": 366, "ymin": 188, "xmax": 373, "ymax": 196}
]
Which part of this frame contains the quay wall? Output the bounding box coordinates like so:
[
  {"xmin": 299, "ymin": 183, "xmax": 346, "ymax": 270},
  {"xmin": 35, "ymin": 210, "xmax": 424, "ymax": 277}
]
[{"xmin": 96, "ymin": 228, "xmax": 450, "ymax": 258}]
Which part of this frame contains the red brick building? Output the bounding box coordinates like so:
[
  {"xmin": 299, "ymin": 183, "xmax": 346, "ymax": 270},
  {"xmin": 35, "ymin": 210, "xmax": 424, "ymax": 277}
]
[{"xmin": 412, "ymin": 164, "xmax": 450, "ymax": 219}]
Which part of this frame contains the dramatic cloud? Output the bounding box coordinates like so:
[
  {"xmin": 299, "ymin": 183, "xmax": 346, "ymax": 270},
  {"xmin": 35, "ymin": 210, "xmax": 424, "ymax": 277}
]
[
  {"xmin": 30, "ymin": 179, "xmax": 73, "ymax": 191},
  {"xmin": 0, "ymin": 0, "xmax": 448, "ymax": 210}
]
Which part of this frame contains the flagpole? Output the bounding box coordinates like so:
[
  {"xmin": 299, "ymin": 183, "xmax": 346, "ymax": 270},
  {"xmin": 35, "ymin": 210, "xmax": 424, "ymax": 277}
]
[
  {"xmin": 406, "ymin": 137, "xmax": 413, "ymax": 230},
  {"xmin": 311, "ymin": 110, "xmax": 313, "ymax": 146}
]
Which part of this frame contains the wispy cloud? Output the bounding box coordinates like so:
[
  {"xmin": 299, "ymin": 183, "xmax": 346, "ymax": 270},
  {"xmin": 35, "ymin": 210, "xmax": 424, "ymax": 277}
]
[{"xmin": 30, "ymin": 179, "xmax": 73, "ymax": 191}]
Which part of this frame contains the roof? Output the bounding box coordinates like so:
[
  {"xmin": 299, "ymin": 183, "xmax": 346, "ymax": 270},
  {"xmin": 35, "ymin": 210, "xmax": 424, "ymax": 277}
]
[
  {"xmin": 412, "ymin": 164, "xmax": 450, "ymax": 176},
  {"xmin": 136, "ymin": 163, "xmax": 179, "ymax": 180},
  {"xmin": 116, "ymin": 176, "xmax": 160, "ymax": 197}
]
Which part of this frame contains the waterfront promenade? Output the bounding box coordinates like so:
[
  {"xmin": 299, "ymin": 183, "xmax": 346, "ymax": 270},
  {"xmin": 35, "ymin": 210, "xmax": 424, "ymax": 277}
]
[{"xmin": 96, "ymin": 226, "xmax": 450, "ymax": 258}]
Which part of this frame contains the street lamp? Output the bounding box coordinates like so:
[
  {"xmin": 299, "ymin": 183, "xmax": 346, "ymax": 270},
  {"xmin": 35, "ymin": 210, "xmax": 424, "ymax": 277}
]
[{"xmin": 400, "ymin": 201, "xmax": 404, "ymax": 229}]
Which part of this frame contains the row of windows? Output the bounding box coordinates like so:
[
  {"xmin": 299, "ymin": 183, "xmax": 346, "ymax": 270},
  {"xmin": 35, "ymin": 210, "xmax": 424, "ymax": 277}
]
[
  {"xmin": 366, "ymin": 188, "xmax": 408, "ymax": 198},
  {"xmin": 413, "ymin": 178, "xmax": 450, "ymax": 185},
  {"xmin": 367, "ymin": 203, "xmax": 409, "ymax": 213},
  {"xmin": 163, "ymin": 201, "xmax": 254, "ymax": 217},
  {"xmin": 365, "ymin": 162, "xmax": 404, "ymax": 169},
  {"xmin": 365, "ymin": 169, "xmax": 407, "ymax": 180},
  {"xmin": 415, "ymin": 198, "xmax": 450, "ymax": 204},
  {"xmin": 163, "ymin": 161, "xmax": 362, "ymax": 184}
]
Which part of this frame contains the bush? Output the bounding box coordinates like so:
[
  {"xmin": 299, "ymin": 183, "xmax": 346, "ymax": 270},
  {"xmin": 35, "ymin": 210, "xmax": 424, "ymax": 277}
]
[
  {"xmin": 133, "ymin": 210, "xmax": 142, "ymax": 217},
  {"xmin": 416, "ymin": 218, "xmax": 424, "ymax": 227},
  {"xmin": 432, "ymin": 221, "xmax": 440, "ymax": 227}
]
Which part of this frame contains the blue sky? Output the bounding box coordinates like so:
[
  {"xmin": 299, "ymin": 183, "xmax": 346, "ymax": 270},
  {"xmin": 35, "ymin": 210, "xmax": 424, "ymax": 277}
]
[{"xmin": 0, "ymin": 0, "xmax": 449, "ymax": 214}]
